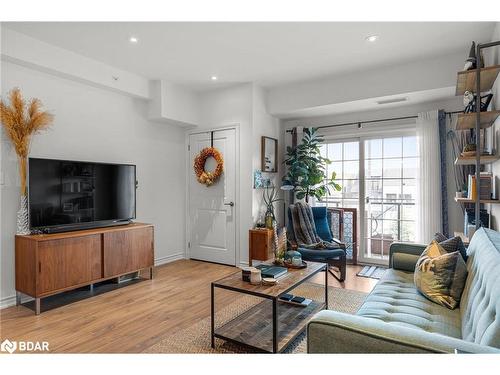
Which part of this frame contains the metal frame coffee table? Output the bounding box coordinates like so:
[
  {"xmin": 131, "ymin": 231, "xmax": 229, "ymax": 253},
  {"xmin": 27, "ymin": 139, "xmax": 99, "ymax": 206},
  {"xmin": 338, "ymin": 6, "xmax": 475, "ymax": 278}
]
[{"xmin": 211, "ymin": 261, "xmax": 327, "ymax": 353}]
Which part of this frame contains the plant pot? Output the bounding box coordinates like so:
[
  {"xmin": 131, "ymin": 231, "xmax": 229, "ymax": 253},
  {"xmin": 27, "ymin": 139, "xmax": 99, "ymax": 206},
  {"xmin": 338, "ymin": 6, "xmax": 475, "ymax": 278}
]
[{"xmin": 17, "ymin": 195, "xmax": 30, "ymax": 235}]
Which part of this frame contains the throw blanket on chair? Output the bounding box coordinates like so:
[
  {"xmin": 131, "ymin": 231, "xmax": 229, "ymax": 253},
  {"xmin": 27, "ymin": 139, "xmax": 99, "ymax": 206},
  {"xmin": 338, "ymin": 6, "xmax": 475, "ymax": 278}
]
[{"xmin": 290, "ymin": 202, "xmax": 336, "ymax": 249}]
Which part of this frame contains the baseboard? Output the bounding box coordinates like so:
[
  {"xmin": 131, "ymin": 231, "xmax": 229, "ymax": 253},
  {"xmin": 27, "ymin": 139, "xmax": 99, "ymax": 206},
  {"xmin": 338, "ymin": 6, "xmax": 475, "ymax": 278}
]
[
  {"xmin": 0, "ymin": 252, "xmax": 187, "ymax": 310},
  {"xmin": 154, "ymin": 252, "xmax": 186, "ymax": 266},
  {"xmin": 0, "ymin": 295, "xmax": 21, "ymax": 310}
]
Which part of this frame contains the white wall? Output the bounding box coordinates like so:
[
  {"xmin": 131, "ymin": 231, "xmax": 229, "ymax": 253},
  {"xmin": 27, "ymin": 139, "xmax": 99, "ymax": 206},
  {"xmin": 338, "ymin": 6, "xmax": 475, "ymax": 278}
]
[
  {"xmin": 281, "ymin": 97, "xmax": 465, "ymax": 236},
  {"xmin": 252, "ymin": 85, "xmax": 282, "ymax": 225},
  {"xmin": 0, "ymin": 61, "xmax": 187, "ymax": 307}
]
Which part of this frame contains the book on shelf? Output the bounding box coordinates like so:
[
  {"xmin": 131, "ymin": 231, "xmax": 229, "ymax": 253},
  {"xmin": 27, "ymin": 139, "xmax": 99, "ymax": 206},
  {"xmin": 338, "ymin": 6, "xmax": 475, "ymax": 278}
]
[{"xmin": 467, "ymin": 173, "xmax": 493, "ymax": 200}]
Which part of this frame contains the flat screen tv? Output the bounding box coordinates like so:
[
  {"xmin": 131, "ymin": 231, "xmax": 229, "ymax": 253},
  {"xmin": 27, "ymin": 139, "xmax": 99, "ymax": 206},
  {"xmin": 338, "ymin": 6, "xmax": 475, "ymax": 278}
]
[{"xmin": 28, "ymin": 158, "xmax": 136, "ymax": 233}]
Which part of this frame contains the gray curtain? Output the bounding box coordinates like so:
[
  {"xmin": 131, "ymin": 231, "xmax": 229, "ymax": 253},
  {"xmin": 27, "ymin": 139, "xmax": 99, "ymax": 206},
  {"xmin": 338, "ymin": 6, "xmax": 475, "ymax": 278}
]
[{"xmin": 438, "ymin": 110, "xmax": 449, "ymax": 236}]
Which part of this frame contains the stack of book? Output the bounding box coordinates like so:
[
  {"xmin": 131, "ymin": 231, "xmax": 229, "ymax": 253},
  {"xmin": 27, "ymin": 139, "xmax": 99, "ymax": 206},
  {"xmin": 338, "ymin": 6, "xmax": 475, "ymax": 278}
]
[{"xmin": 467, "ymin": 172, "xmax": 493, "ymax": 200}]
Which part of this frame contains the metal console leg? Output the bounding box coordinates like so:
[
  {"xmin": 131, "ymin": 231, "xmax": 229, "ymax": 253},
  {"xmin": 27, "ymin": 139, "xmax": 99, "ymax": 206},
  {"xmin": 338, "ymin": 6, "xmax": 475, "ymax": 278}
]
[
  {"xmin": 150, "ymin": 266, "xmax": 154, "ymax": 280},
  {"xmin": 35, "ymin": 298, "xmax": 41, "ymax": 315},
  {"xmin": 272, "ymin": 298, "xmax": 278, "ymax": 353},
  {"xmin": 16, "ymin": 292, "xmax": 22, "ymax": 306}
]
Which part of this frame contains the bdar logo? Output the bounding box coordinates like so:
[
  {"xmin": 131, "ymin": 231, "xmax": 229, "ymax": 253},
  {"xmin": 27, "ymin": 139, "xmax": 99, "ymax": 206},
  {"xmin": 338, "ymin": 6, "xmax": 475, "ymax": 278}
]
[{"xmin": 1, "ymin": 339, "xmax": 17, "ymax": 354}]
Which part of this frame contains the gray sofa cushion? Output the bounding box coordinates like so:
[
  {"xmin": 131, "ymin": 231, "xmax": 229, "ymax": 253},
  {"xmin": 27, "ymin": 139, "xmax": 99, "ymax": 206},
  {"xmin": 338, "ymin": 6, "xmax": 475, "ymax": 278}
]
[
  {"xmin": 356, "ymin": 269, "xmax": 462, "ymax": 338},
  {"xmin": 460, "ymin": 228, "xmax": 500, "ymax": 348}
]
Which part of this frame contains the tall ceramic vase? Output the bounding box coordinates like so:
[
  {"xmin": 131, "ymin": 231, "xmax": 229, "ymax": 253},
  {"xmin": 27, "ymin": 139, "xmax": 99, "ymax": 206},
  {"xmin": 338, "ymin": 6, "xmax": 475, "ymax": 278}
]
[{"xmin": 17, "ymin": 194, "xmax": 30, "ymax": 235}]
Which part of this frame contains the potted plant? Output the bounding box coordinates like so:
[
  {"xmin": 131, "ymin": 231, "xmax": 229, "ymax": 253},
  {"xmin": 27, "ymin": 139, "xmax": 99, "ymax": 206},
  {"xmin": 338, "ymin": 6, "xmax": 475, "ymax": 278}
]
[
  {"xmin": 262, "ymin": 186, "xmax": 282, "ymax": 229},
  {"xmin": 283, "ymin": 127, "xmax": 341, "ymax": 203}
]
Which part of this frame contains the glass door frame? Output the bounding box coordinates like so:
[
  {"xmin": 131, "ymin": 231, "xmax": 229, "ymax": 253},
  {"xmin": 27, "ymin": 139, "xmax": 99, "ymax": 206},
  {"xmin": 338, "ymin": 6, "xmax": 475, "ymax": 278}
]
[{"xmin": 321, "ymin": 128, "xmax": 417, "ymax": 266}]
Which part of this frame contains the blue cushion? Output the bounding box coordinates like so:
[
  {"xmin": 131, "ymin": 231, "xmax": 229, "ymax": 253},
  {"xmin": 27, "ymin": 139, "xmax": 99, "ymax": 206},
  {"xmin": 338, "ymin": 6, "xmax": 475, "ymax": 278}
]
[
  {"xmin": 311, "ymin": 207, "xmax": 333, "ymax": 242},
  {"xmin": 297, "ymin": 247, "xmax": 344, "ymax": 261},
  {"xmin": 287, "ymin": 206, "xmax": 334, "ymax": 242}
]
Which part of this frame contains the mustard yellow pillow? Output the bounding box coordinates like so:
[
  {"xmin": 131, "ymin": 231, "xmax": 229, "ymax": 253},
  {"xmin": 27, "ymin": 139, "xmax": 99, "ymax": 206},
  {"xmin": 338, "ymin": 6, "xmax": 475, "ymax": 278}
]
[{"xmin": 414, "ymin": 240, "xmax": 468, "ymax": 309}]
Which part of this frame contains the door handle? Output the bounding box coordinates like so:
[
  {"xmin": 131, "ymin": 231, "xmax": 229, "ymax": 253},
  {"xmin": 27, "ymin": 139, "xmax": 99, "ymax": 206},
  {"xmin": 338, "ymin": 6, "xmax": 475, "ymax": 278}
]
[{"xmin": 224, "ymin": 202, "xmax": 234, "ymax": 207}]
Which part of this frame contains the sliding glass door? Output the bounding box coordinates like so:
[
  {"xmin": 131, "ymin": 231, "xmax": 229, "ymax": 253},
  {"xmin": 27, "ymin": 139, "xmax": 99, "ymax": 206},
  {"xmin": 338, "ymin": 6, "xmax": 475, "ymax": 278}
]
[
  {"xmin": 362, "ymin": 135, "xmax": 418, "ymax": 264},
  {"xmin": 321, "ymin": 132, "xmax": 418, "ymax": 265}
]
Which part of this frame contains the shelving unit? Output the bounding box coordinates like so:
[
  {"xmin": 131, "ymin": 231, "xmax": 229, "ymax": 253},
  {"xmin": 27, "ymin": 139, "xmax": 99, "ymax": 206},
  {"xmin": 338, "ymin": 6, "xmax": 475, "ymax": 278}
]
[
  {"xmin": 454, "ymin": 41, "xmax": 500, "ymax": 229},
  {"xmin": 455, "ymin": 110, "xmax": 500, "ymax": 130},
  {"xmin": 454, "ymin": 155, "xmax": 500, "ymax": 165},
  {"xmin": 454, "ymin": 197, "xmax": 499, "ymax": 204},
  {"xmin": 455, "ymin": 64, "xmax": 500, "ymax": 95}
]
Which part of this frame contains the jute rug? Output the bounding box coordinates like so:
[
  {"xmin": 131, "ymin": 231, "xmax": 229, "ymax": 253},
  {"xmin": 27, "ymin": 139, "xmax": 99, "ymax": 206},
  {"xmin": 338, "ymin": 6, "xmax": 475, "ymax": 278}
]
[{"xmin": 145, "ymin": 283, "xmax": 367, "ymax": 354}]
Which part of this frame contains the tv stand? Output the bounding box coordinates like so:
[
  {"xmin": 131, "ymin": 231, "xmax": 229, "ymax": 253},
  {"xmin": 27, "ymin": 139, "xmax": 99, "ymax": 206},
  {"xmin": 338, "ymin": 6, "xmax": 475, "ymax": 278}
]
[{"xmin": 15, "ymin": 222, "xmax": 154, "ymax": 314}]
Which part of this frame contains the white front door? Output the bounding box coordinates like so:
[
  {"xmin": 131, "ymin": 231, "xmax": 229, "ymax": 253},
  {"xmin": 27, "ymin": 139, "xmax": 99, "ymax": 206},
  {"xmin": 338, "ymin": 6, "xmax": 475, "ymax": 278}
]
[{"xmin": 188, "ymin": 129, "xmax": 236, "ymax": 265}]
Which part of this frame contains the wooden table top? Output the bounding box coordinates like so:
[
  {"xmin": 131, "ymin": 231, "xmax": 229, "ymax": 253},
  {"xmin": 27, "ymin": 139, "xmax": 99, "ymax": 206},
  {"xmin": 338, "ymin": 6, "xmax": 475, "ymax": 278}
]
[
  {"xmin": 212, "ymin": 261, "xmax": 325, "ymax": 298},
  {"xmin": 16, "ymin": 222, "xmax": 153, "ymax": 241}
]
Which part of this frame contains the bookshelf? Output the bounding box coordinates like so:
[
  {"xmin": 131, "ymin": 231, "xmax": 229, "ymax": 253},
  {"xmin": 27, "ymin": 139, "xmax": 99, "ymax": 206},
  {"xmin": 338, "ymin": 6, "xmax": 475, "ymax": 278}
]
[
  {"xmin": 453, "ymin": 41, "xmax": 500, "ymax": 230},
  {"xmin": 454, "ymin": 197, "xmax": 499, "ymax": 204},
  {"xmin": 455, "ymin": 110, "xmax": 500, "ymax": 130},
  {"xmin": 454, "ymin": 155, "xmax": 500, "ymax": 165}
]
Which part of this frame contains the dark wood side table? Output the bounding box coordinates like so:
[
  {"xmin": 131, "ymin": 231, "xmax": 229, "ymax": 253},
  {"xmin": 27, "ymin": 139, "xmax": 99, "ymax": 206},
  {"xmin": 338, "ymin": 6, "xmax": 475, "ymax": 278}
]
[{"xmin": 248, "ymin": 228, "xmax": 273, "ymax": 266}]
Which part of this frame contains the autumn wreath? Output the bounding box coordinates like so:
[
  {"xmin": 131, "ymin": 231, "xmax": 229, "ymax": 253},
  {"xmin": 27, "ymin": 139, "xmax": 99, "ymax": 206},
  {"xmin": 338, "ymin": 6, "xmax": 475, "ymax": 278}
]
[{"xmin": 193, "ymin": 147, "xmax": 224, "ymax": 186}]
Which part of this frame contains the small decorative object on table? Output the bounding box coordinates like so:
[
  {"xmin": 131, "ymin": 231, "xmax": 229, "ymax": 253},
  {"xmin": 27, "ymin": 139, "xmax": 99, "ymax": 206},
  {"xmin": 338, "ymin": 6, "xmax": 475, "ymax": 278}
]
[
  {"xmin": 262, "ymin": 277, "xmax": 277, "ymax": 286},
  {"xmin": 272, "ymin": 225, "xmax": 287, "ymax": 265},
  {"xmin": 249, "ymin": 268, "xmax": 262, "ymax": 285},
  {"xmin": 241, "ymin": 266, "xmax": 262, "ymax": 285},
  {"xmin": 0, "ymin": 88, "xmax": 54, "ymax": 235},
  {"xmin": 284, "ymin": 250, "xmax": 306, "ymax": 268}
]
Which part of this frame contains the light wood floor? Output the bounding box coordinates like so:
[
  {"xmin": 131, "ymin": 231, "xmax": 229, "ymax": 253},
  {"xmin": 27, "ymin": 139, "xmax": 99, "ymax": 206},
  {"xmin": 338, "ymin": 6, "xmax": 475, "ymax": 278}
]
[{"xmin": 0, "ymin": 260, "xmax": 376, "ymax": 353}]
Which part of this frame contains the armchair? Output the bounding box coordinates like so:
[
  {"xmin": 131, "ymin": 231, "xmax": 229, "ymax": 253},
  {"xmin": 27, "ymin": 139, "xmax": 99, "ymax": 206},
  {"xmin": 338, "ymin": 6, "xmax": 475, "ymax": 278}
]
[{"xmin": 287, "ymin": 206, "xmax": 347, "ymax": 281}]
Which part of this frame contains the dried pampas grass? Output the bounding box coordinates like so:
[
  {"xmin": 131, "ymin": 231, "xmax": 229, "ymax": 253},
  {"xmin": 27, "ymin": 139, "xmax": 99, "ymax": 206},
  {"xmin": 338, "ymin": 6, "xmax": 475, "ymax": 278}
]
[{"xmin": 0, "ymin": 88, "xmax": 53, "ymax": 195}]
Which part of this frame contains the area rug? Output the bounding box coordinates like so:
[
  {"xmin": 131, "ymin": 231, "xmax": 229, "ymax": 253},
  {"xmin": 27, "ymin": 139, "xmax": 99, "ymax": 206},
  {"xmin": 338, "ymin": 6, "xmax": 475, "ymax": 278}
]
[
  {"xmin": 357, "ymin": 265, "xmax": 387, "ymax": 279},
  {"xmin": 144, "ymin": 283, "xmax": 367, "ymax": 354}
]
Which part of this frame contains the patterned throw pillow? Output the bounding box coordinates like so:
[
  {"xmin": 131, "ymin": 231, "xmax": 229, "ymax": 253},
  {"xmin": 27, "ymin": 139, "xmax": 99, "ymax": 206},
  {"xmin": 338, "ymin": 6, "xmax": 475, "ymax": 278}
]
[
  {"xmin": 434, "ymin": 233, "xmax": 467, "ymax": 261},
  {"xmin": 414, "ymin": 240, "xmax": 468, "ymax": 310}
]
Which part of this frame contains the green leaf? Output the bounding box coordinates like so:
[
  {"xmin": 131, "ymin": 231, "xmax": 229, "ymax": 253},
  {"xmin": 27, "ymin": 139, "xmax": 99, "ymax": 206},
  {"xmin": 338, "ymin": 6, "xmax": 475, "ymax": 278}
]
[{"xmin": 296, "ymin": 191, "xmax": 306, "ymax": 200}]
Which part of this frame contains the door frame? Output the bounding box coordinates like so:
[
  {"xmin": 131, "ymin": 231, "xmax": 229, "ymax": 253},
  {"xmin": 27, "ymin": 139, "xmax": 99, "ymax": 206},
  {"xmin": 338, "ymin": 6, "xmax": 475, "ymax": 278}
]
[{"xmin": 184, "ymin": 124, "xmax": 240, "ymax": 266}]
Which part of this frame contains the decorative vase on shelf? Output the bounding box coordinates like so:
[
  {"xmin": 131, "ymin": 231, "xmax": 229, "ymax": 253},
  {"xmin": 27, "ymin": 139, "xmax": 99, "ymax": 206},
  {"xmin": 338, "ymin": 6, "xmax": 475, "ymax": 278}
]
[
  {"xmin": 17, "ymin": 195, "xmax": 30, "ymax": 235},
  {"xmin": 265, "ymin": 210, "xmax": 274, "ymax": 229}
]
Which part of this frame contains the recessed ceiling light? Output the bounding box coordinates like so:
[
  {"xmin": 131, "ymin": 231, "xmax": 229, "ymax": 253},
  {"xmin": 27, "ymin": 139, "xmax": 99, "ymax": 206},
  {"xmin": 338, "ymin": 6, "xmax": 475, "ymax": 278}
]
[
  {"xmin": 365, "ymin": 35, "xmax": 379, "ymax": 42},
  {"xmin": 129, "ymin": 36, "xmax": 139, "ymax": 43},
  {"xmin": 211, "ymin": 76, "xmax": 218, "ymax": 81}
]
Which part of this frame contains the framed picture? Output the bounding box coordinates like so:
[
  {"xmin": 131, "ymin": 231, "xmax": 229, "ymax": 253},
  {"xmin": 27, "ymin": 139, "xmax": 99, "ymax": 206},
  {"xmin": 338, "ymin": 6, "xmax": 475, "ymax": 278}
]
[{"xmin": 261, "ymin": 136, "xmax": 278, "ymax": 173}]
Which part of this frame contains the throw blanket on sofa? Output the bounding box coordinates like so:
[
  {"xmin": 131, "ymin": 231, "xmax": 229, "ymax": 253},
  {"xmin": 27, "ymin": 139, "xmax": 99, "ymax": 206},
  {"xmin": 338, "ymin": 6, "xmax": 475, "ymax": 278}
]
[{"xmin": 290, "ymin": 202, "xmax": 337, "ymax": 249}]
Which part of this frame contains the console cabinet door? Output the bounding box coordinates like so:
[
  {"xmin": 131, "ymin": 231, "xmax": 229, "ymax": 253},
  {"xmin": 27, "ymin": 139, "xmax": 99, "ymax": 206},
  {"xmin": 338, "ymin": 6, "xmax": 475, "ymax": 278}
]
[
  {"xmin": 103, "ymin": 227, "xmax": 154, "ymax": 277},
  {"xmin": 37, "ymin": 235, "xmax": 102, "ymax": 294}
]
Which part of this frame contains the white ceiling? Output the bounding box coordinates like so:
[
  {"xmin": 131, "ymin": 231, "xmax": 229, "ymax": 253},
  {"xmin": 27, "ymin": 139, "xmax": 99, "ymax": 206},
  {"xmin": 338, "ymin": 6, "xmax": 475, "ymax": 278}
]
[{"xmin": 3, "ymin": 22, "xmax": 496, "ymax": 91}]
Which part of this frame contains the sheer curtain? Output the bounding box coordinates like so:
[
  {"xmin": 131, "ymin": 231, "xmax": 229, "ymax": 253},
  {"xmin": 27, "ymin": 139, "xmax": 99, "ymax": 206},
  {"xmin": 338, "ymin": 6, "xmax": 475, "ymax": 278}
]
[{"xmin": 416, "ymin": 110, "xmax": 442, "ymax": 243}]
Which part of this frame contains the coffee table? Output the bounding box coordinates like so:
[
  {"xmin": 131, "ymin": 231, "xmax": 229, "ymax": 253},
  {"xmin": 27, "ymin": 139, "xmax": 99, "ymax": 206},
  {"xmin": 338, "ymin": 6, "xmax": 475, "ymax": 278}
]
[{"xmin": 211, "ymin": 261, "xmax": 327, "ymax": 353}]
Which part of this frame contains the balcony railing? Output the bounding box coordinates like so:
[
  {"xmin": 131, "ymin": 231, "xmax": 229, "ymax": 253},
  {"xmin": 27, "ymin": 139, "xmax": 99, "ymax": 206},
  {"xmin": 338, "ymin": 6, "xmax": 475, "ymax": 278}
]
[{"xmin": 323, "ymin": 197, "xmax": 415, "ymax": 260}]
